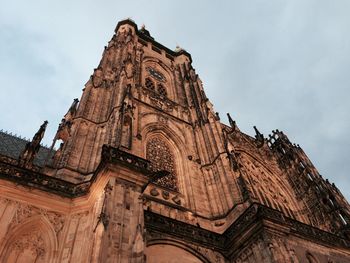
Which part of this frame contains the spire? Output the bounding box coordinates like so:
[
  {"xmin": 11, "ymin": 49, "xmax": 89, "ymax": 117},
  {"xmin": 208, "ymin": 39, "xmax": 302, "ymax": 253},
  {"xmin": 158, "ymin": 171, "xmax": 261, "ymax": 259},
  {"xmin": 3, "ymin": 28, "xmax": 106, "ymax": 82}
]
[
  {"xmin": 31, "ymin": 121, "xmax": 48, "ymax": 148},
  {"xmin": 227, "ymin": 113, "xmax": 237, "ymax": 132},
  {"xmin": 253, "ymin": 126, "xmax": 264, "ymax": 148},
  {"xmin": 19, "ymin": 121, "xmax": 48, "ymax": 167}
]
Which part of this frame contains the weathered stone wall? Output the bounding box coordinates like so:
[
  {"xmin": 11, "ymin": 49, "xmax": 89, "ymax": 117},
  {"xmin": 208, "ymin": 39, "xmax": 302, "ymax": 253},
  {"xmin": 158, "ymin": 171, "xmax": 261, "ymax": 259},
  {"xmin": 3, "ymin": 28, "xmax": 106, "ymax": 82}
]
[
  {"xmin": 0, "ymin": 162, "xmax": 148, "ymax": 263},
  {"xmin": 97, "ymin": 177, "xmax": 145, "ymax": 263},
  {"xmin": 0, "ymin": 188, "xmax": 101, "ymax": 262}
]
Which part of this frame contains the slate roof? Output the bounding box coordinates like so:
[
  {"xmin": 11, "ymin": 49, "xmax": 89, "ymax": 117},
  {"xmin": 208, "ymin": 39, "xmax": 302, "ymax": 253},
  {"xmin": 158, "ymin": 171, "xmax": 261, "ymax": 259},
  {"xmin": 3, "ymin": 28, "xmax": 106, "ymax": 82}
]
[{"xmin": 0, "ymin": 130, "xmax": 55, "ymax": 166}]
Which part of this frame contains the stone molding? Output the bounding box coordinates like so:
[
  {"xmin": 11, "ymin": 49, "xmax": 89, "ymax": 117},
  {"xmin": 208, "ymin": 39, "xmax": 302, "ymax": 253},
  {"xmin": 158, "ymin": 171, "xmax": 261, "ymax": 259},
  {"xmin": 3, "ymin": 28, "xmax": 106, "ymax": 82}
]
[
  {"xmin": 145, "ymin": 203, "xmax": 350, "ymax": 258},
  {"xmin": 0, "ymin": 145, "xmax": 152, "ymax": 198}
]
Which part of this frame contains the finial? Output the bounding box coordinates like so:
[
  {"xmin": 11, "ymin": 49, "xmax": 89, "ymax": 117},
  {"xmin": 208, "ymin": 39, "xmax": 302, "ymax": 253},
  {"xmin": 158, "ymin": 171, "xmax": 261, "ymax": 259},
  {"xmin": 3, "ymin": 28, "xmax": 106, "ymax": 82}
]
[
  {"xmin": 227, "ymin": 113, "xmax": 236, "ymax": 131},
  {"xmin": 32, "ymin": 120, "xmax": 48, "ymax": 145},
  {"xmin": 253, "ymin": 126, "xmax": 264, "ymax": 148},
  {"xmin": 253, "ymin": 126, "xmax": 262, "ymax": 137},
  {"xmin": 19, "ymin": 120, "xmax": 48, "ymax": 168},
  {"xmin": 141, "ymin": 24, "xmax": 146, "ymax": 30}
]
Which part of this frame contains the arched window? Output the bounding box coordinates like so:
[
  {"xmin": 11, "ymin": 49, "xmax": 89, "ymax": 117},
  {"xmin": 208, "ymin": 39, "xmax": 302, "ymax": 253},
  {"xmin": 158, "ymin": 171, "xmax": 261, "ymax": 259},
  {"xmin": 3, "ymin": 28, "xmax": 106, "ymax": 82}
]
[
  {"xmin": 145, "ymin": 78, "xmax": 155, "ymax": 90},
  {"xmin": 146, "ymin": 137, "xmax": 178, "ymax": 191},
  {"xmin": 157, "ymin": 83, "xmax": 167, "ymax": 97}
]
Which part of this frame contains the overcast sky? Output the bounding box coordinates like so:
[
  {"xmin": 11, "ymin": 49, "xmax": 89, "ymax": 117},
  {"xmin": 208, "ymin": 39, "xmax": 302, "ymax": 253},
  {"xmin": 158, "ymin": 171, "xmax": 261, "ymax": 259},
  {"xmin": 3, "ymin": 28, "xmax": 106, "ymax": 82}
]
[{"xmin": 0, "ymin": 0, "xmax": 349, "ymax": 200}]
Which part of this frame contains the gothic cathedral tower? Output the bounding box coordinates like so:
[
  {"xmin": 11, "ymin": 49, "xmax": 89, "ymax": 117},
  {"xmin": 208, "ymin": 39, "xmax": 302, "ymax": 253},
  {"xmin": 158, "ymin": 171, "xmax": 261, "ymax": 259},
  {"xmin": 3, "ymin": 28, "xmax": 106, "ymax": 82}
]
[{"xmin": 0, "ymin": 19, "xmax": 350, "ymax": 262}]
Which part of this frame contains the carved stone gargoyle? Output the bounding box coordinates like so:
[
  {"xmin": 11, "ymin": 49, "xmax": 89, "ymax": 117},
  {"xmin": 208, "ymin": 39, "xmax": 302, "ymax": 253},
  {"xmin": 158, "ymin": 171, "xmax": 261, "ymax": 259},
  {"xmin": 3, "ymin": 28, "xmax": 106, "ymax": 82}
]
[{"xmin": 19, "ymin": 120, "xmax": 48, "ymax": 168}]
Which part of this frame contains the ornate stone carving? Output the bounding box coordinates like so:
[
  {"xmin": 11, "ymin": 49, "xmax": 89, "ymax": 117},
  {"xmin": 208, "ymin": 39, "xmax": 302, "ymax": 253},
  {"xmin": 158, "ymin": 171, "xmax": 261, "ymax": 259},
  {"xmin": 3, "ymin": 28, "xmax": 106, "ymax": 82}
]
[
  {"xmin": 144, "ymin": 210, "xmax": 226, "ymax": 250},
  {"xmin": 145, "ymin": 203, "xmax": 350, "ymax": 259},
  {"xmin": 18, "ymin": 121, "xmax": 48, "ymax": 168},
  {"xmin": 162, "ymin": 190, "xmax": 170, "ymax": 200},
  {"xmin": 172, "ymin": 195, "xmax": 181, "ymax": 205},
  {"xmin": 102, "ymin": 145, "xmax": 151, "ymax": 173},
  {"xmin": 12, "ymin": 229, "xmax": 46, "ymax": 258},
  {"xmin": 0, "ymin": 158, "xmax": 91, "ymax": 197},
  {"xmin": 9, "ymin": 202, "xmax": 65, "ymax": 235},
  {"xmin": 149, "ymin": 94, "xmax": 164, "ymax": 109},
  {"xmin": 150, "ymin": 188, "xmax": 159, "ymax": 196},
  {"xmin": 157, "ymin": 115, "xmax": 168, "ymax": 124},
  {"xmin": 146, "ymin": 137, "xmax": 178, "ymax": 191},
  {"xmin": 47, "ymin": 212, "xmax": 65, "ymax": 234}
]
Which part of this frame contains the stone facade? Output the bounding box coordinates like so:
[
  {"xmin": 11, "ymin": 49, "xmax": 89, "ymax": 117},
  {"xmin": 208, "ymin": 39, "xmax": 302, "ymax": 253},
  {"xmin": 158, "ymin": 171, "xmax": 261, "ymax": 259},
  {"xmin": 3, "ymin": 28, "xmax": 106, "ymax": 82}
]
[{"xmin": 0, "ymin": 19, "xmax": 349, "ymax": 262}]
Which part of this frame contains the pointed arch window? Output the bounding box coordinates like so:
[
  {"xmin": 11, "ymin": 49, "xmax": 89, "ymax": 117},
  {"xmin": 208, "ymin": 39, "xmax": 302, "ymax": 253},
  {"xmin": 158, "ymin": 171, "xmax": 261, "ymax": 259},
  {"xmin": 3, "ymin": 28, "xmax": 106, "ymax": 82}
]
[
  {"xmin": 145, "ymin": 77, "xmax": 155, "ymax": 90},
  {"xmin": 144, "ymin": 74, "xmax": 169, "ymax": 98},
  {"xmin": 146, "ymin": 137, "xmax": 178, "ymax": 191},
  {"xmin": 157, "ymin": 83, "xmax": 167, "ymax": 97}
]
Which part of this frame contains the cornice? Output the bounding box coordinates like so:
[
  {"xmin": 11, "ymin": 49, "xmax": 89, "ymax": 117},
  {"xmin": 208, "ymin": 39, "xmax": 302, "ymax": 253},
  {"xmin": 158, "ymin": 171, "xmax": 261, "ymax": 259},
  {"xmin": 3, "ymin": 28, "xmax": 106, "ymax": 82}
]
[
  {"xmin": 145, "ymin": 203, "xmax": 350, "ymax": 258},
  {"xmin": 0, "ymin": 145, "xmax": 152, "ymax": 198}
]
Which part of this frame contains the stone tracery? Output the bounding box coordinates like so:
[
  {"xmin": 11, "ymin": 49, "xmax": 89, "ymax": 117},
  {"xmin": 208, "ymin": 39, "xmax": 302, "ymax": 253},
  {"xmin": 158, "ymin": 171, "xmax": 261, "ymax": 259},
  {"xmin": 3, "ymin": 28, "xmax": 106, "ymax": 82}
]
[
  {"xmin": 157, "ymin": 83, "xmax": 167, "ymax": 97},
  {"xmin": 145, "ymin": 77, "xmax": 155, "ymax": 90},
  {"xmin": 240, "ymin": 154, "xmax": 298, "ymax": 219},
  {"xmin": 146, "ymin": 137, "xmax": 178, "ymax": 191},
  {"xmin": 0, "ymin": 215, "xmax": 57, "ymax": 263},
  {"xmin": 11, "ymin": 229, "xmax": 46, "ymax": 260}
]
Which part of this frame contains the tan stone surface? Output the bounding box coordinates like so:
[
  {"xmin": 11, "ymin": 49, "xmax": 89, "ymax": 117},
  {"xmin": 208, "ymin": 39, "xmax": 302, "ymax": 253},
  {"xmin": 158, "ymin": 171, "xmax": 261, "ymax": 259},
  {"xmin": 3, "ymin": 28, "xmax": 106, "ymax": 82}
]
[{"xmin": 145, "ymin": 245, "xmax": 203, "ymax": 263}]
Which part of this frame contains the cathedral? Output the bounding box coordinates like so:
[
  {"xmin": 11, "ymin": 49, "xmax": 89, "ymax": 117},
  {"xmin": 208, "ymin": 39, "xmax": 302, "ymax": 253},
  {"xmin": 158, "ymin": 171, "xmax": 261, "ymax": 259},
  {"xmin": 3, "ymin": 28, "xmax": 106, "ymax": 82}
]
[{"xmin": 0, "ymin": 19, "xmax": 350, "ymax": 263}]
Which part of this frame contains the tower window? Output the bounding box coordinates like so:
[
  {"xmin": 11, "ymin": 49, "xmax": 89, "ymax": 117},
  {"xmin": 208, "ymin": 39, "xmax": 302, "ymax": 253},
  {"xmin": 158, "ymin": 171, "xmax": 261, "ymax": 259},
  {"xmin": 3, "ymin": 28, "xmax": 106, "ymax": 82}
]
[
  {"xmin": 145, "ymin": 78, "xmax": 155, "ymax": 90},
  {"xmin": 146, "ymin": 137, "xmax": 178, "ymax": 191},
  {"xmin": 157, "ymin": 83, "xmax": 167, "ymax": 97}
]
